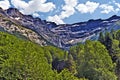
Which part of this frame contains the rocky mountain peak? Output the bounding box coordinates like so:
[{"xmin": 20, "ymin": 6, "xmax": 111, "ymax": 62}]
[
  {"xmin": 6, "ymin": 8, "xmax": 23, "ymax": 18},
  {"xmin": 0, "ymin": 7, "xmax": 6, "ymax": 16},
  {"xmin": 108, "ymin": 15, "xmax": 120, "ymax": 20}
]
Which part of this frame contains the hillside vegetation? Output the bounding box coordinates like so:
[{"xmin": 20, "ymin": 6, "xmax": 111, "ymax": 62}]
[
  {"xmin": 0, "ymin": 29, "xmax": 120, "ymax": 80},
  {"xmin": 0, "ymin": 31, "xmax": 83, "ymax": 80}
]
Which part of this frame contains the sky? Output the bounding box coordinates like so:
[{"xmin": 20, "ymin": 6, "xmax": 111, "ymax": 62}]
[{"xmin": 0, "ymin": 0, "xmax": 120, "ymax": 24}]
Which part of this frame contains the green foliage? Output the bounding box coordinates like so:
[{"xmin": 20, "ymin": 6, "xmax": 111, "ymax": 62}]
[
  {"xmin": 98, "ymin": 29, "xmax": 120, "ymax": 80},
  {"xmin": 70, "ymin": 40, "xmax": 117, "ymax": 80},
  {"xmin": 56, "ymin": 69, "xmax": 87, "ymax": 80},
  {"xmin": 116, "ymin": 30, "xmax": 120, "ymax": 40},
  {"xmin": 43, "ymin": 46, "xmax": 65, "ymax": 61},
  {"xmin": 1, "ymin": 29, "xmax": 120, "ymax": 80},
  {"xmin": 66, "ymin": 54, "xmax": 77, "ymax": 75},
  {"xmin": 0, "ymin": 31, "xmax": 80, "ymax": 80},
  {"xmin": 0, "ymin": 32, "xmax": 54, "ymax": 79},
  {"xmin": 98, "ymin": 32, "xmax": 105, "ymax": 43}
]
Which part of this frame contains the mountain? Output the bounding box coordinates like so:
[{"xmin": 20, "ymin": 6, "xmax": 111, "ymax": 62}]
[
  {"xmin": 0, "ymin": 8, "xmax": 47, "ymax": 46},
  {"xmin": 0, "ymin": 7, "xmax": 120, "ymax": 49}
]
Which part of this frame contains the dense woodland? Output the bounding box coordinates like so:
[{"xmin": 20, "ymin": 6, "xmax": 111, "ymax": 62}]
[{"xmin": 0, "ymin": 29, "xmax": 120, "ymax": 80}]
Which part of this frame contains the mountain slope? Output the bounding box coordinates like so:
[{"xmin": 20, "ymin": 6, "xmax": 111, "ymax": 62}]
[
  {"xmin": 0, "ymin": 8, "xmax": 47, "ymax": 46},
  {"xmin": 1, "ymin": 7, "xmax": 120, "ymax": 49}
]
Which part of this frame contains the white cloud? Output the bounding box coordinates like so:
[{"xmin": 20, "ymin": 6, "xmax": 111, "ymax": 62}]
[
  {"xmin": 47, "ymin": 0, "xmax": 78, "ymax": 24},
  {"xmin": 60, "ymin": 6, "xmax": 75, "ymax": 19},
  {"xmin": 99, "ymin": 4, "xmax": 114, "ymax": 14},
  {"xmin": 48, "ymin": 15, "xmax": 65, "ymax": 25},
  {"xmin": 23, "ymin": 0, "xmax": 55, "ymax": 14},
  {"xmin": 76, "ymin": 1, "xmax": 99, "ymax": 14},
  {"xmin": 0, "ymin": 0, "xmax": 10, "ymax": 9},
  {"xmin": 33, "ymin": 13, "xmax": 40, "ymax": 17},
  {"xmin": 11, "ymin": 0, "xmax": 28, "ymax": 9},
  {"xmin": 11, "ymin": 0, "xmax": 56, "ymax": 14},
  {"xmin": 114, "ymin": 2, "xmax": 120, "ymax": 8},
  {"xmin": 112, "ymin": 0, "xmax": 120, "ymax": 13},
  {"xmin": 59, "ymin": 0, "xmax": 77, "ymax": 19},
  {"xmin": 64, "ymin": 0, "xmax": 77, "ymax": 7},
  {"xmin": 115, "ymin": 8, "xmax": 120, "ymax": 12}
]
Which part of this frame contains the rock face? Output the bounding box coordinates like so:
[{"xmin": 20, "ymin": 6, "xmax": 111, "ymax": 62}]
[
  {"xmin": 0, "ymin": 8, "xmax": 47, "ymax": 46},
  {"xmin": 1, "ymin": 7, "xmax": 120, "ymax": 49}
]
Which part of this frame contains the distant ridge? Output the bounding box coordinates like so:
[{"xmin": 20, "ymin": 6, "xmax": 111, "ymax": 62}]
[{"xmin": 0, "ymin": 7, "xmax": 120, "ymax": 49}]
